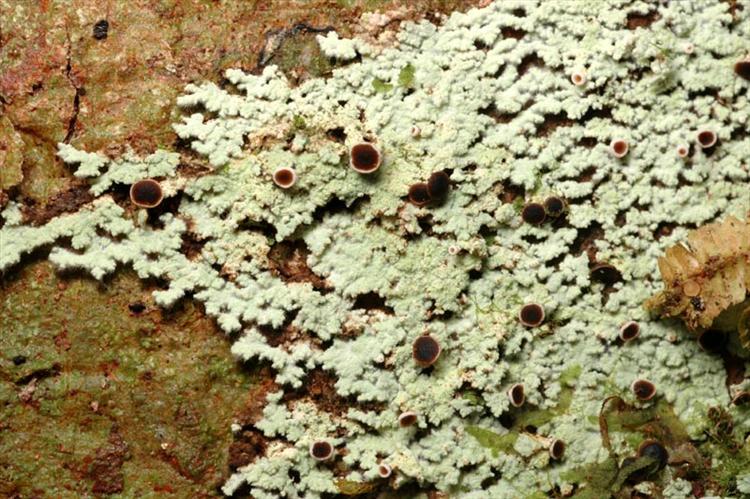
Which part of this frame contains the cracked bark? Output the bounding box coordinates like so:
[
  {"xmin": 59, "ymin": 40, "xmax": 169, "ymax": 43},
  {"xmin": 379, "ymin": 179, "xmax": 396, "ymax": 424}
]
[{"xmin": 62, "ymin": 30, "xmax": 81, "ymax": 144}]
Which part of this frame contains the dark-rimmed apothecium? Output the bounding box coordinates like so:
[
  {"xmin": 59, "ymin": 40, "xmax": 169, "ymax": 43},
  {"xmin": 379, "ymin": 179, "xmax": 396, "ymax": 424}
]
[
  {"xmin": 609, "ymin": 138, "xmax": 629, "ymax": 158},
  {"xmin": 735, "ymin": 58, "xmax": 750, "ymax": 81},
  {"xmin": 696, "ymin": 129, "xmax": 717, "ymax": 149},
  {"xmin": 508, "ymin": 383, "xmax": 525, "ymax": 407},
  {"xmin": 309, "ymin": 440, "xmax": 334, "ymax": 461},
  {"xmin": 637, "ymin": 439, "xmax": 668, "ymax": 470},
  {"xmin": 273, "ymin": 167, "xmax": 297, "ymax": 189},
  {"xmin": 570, "ymin": 70, "xmax": 586, "ymax": 86},
  {"xmin": 398, "ymin": 411, "xmax": 418, "ymax": 427},
  {"xmin": 408, "ymin": 183, "xmax": 432, "ymax": 206},
  {"xmin": 543, "ymin": 196, "xmax": 566, "ymax": 218},
  {"xmin": 548, "ymin": 439, "xmax": 565, "ymax": 460},
  {"xmin": 349, "ymin": 143, "xmax": 382, "ymax": 174},
  {"xmin": 521, "ymin": 202, "xmax": 546, "ymax": 226},
  {"xmin": 518, "ymin": 303, "xmax": 545, "ymax": 328},
  {"xmin": 378, "ymin": 463, "xmax": 392, "ymax": 478},
  {"xmin": 130, "ymin": 179, "xmax": 163, "ymax": 208},
  {"xmin": 631, "ymin": 379, "xmax": 656, "ymax": 401},
  {"xmin": 412, "ymin": 334, "xmax": 441, "ymax": 368},
  {"xmin": 619, "ymin": 321, "xmax": 640, "ymax": 342},
  {"xmin": 427, "ymin": 171, "xmax": 451, "ymax": 200}
]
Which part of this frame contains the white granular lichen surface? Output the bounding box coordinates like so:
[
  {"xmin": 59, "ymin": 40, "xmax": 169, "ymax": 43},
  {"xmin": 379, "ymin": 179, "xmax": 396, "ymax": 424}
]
[{"xmin": 1, "ymin": 0, "xmax": 749, "ymax": 497}]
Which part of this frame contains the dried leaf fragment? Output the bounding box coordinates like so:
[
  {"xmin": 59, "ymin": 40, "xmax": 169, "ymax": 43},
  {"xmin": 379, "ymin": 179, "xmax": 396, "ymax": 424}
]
[{"xmin": 645, "ymin": 217, "xmax": 750, "ymax": 342}]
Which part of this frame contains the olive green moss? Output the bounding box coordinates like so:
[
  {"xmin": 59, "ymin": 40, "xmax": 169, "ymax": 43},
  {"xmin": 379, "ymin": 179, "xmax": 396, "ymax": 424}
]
[{"xmin": 0, "ymin": 261, "xmax": 254, "ymax": 496}]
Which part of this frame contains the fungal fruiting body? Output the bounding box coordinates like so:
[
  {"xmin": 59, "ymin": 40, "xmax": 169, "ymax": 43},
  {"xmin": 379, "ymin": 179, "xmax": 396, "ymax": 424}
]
[
  {"xmin": 734, "ymin": 58, "xmax": 750, "ymax": 81},
  {"xmin": 309, "ymin": 440, "xmax": 334, "ymax": 461},
  {"xmin": 408, "ymin": 183, "xmax": 432, "ymax": 206},
  {"xmin": 129, "ymin": 179, "xmax": 163, "ymax": 208},
  {"xmin": 619, "ymin": 321, "xmax": 640, "ymax": 342},
  {"xmin": 549, "ymin": 439, "xmax": 565, "ymax": 460},
  {"xmin": 349, "ymin": 143, "xmax": 382, "ymax": 173},
  {"xmin": 427, "ymin": 171, "xmax": 451, "ymax": 200},
  {"xmin": 631, "ymin": 379, "xmax": 656, "ymax": 401},
  {"xmin": 398, "ymin": 411, "xmax": 417, "ymax": 427},
  {"xmin": 543, "ymin": 196, "xmax": 566, "ymax": 218},
  {"xmin": 519, "ymin": 303, "xmax": 545, "ymax": 327},
  {"xmin": 620, "ymin": 440, "xmax": 669, "ymax": 484},
  {"xmin": 696, "ymin": 129, "xmax": 717, "ymax": 149},
  {"xmin": 507, "ymin": 383, "xmax": 525, "ymax": 407},
  {"xmin": 273, "ymin": 167, "xmax": 297, "ymax": 189},
  {"xmin": 570, "ymin": 70, "xmax": 586, "ymax": 86},
  {"xmin": 378, "ymin": 464, "xmax": 392, "ymax": 478},
  {"xmin": 609, "ymin": 139, "xmax": 629, "ymax": 158},
  {"xmin": 645, "ymin": 216, "xmax": 750, "ymax": 346},
  {"xmin": 408, "ymin": 171, "xmax": 450, "ymax": 206},
  {"xmin": 637, "ymin": 440, "xmax": 669, "ymax": 470},
  {"xmin": 412, "ymin": 334, "xmax": 441, "ymax": 367},
  {"xmin": 676, "ymin": 144, "xmax": 689, "ymax": 158},
  {"xmin": 521, "ymin": 203, "xmax": 546, "ymax": 226}
]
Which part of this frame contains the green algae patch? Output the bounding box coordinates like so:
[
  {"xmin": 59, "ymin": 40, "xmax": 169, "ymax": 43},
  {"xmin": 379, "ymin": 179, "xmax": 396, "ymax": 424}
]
[
  {"xmin": 562, "ymin": 455, "xmax": 657, "ymax": 499},
  {"xmin": 595, "ymin": 397, "xmax": 689, "ymax": 453},
  {"xmin": 515, "ymin": 364, "xmax": 581, "ymax": 430},
  {"xmin": 372, "ymin": 77, "xmax": 394, "ymax": 93},
  {"xmin": 465, "ymin": 426, "xmax": 518, "ymax": 457},
  {"xmin": 706, "ymin": 442, "xmax": 750, "ymax": 495},
  {"xmin": 461, "ymin": 389, "xmax": 483, "ymax": 406},
  {"xmin": 0, "ymin": 117, "xmax": 24, "ymax": 190},
  {"xmin": 292, "ymin": 114, "xmax": 308, "ymax": 130},
  {"xmin": 398, "ymin": 63, "xmax": 416, "ymax": 88}
]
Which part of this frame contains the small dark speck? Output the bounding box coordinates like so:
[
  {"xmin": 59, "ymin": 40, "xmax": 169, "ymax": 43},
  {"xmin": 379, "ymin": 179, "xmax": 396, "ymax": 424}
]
[
  {"xmin": 93, "ymin": 19, "xmax": 109, "ymax": 40},
  {"xmin": 12, "ymin": 355, "xmax": 27, "ymax": 366},
  {"xmin": 288, "ymin": 469, "xmax": 301, "ymax": 484},
  {"xmin": 690, "ymin": 296, "xmax": 705, "ymax": 311},
  {"xmin": 129, "ymin": 302, "xmax": 146, "ymax": 314}
]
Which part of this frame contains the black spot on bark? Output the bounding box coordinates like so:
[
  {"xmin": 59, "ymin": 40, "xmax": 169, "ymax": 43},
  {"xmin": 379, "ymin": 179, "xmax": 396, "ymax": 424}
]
[{"xmin": 93, "ymin": 20, "xmax": 109, "ymax": 40}]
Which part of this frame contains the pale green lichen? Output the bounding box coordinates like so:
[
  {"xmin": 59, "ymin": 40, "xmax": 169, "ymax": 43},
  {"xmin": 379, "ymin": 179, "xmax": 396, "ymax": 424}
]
[
  {"xmin": 2, "ymin": 0, "xmax": 750, "ymax": 497},
  {"xmin": 738, "ymin": 473, "xmax": 750, "ymax": 495},
  {"xmin": 316, "ymin": 31, "xmax": 371, "ymax": 60}
]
